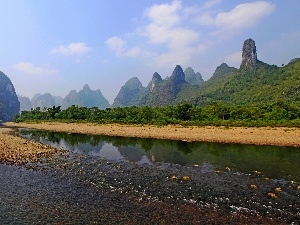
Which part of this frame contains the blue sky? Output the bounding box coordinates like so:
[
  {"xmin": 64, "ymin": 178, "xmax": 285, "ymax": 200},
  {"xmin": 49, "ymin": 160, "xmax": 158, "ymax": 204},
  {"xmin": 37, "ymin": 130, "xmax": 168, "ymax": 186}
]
[{"xmin": 1, "ymin": 0, "xmax": 299, "ymax": 103}]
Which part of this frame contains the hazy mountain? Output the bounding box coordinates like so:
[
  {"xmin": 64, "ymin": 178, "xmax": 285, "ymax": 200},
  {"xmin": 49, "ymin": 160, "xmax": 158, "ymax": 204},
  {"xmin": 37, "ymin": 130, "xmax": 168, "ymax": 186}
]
[
  {"xmin": 31, "ymin": 93, "xmax": 42, "ymax": 103},
  {"xmin": 184, "ymin": 67, "xmax": 204, "ymax": 85},
  {"xmin": 19, "ymin": 93, "xmax": 62, "ymax": 111},
  {"xmin": 31, "ymin": 93, "xmax": 56, "ymax": 109},
  {"xmin": 18, "ymin": 95, "xmax": 32, "ymax": 112},
  {"xmin": 0, "ymin": 71, "xmax": 20, "ymax": 121},
  {"xmin": 53, "ymin": 96, "xmax": 63, "ymax": 106},
  {"xmin": 62, "ymin": 90, "xmax": 79, "ymax": 109},
  {"xmin": 62, "ymin": 84, "xmax": 110, "ymax": 109},
  {"xmin": 112, "ymin": 77, "xmax": 147, "ymax": 107}
]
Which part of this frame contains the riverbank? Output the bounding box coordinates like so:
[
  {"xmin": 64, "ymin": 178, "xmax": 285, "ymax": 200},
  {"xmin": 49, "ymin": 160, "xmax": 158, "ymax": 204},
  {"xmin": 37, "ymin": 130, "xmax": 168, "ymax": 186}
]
[
  {"xmin": 0, "ymin": 125, "xmax": 299, "ymax": 223},
  {"xmin": 4, "ymin": 121, "xmax": 300, "ymax": 147},
  {"xmin": 0, "ymin": 127, "xmax": 60, "ymax": 165}
]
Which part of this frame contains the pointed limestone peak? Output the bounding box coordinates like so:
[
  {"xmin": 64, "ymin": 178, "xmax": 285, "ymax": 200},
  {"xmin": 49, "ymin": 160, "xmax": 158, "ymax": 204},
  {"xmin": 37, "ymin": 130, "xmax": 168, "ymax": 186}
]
[
  {"xmin": 240, "ymin": 38, "xmax": 257, "ymax": 70},
  {"xmin": 83, "ymin": 84, "xmax": 91, "ymax": 91},
  {"xmin": 184, "ymin": 67, "xmax": 204, "ymax": 85},
  {"xmin": 152, "ymin": 72, "xmax": 162, "ymax": 81},
  {"xmin": 184, "ymin": 67, "xmax": 195, "ymax": 74},
  {"xmin": 125, "ymin": 77, "xmax": 142, "ymax": 87},
  {"xmin": 150, "ymin": 72, "xmax": 162, "ymax": 92},
  {"xmin": 170, "ymin": 65, "xmax": 185, "ymax": 84}
]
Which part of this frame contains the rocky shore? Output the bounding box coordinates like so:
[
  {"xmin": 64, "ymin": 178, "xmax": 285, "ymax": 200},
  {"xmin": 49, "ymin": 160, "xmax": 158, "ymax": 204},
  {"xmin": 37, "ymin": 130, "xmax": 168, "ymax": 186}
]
[
  {"xmin": 0, "ymin": 127, "xmax": 60, "ymax": 165},
  {"xmin": 1, "ymin": 124, "xmax": 300, "ymax": 224}
]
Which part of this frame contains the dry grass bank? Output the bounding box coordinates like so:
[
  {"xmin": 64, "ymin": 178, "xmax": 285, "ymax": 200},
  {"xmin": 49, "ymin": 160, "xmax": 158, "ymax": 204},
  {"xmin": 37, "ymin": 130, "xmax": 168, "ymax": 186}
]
[{"xmin": 4, "ymin": 122, "xmax": 300, "ymax": 147}]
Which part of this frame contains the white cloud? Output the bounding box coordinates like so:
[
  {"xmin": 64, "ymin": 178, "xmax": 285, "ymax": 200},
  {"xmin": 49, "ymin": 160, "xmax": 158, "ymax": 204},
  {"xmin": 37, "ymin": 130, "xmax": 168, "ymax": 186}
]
[
  {"xmin": 216, "ymin": 1, "xmax": 275, "ymax": 35},
  {"xmin": 106, "ymin": 36, "xmax": 126, "ymax": 56},
  {"xmin": 124, "ymin": 47, "xmax": 141, "ymax": 57},
  {"xmin": 194, "ymin": 1, "xmax": 275, "ymax": 36},
  {"xmin": 50, "ymin": 42, "xmax": 92, "ymax": 55},
  {"xmin": 144, "ymin": 0, "xmax": 182, "ymax": 28},
  {"xmin": 152, "ymin": 44, "xmax": 205, "ymax": 68},
  {"xmin": 202, "ymin": 0, "xmax": 222, "ymax": 9},
  {"xmin": 13, "ymin": 62, "xmax": 58, "ymax": 75},
  {"xmin": 143, "ymin": 0, "xmax": 199, "ymax": 46},
  {"xmin": 140, "ymin": 0, "xmax": 202, "ymax": 68},
  {"xmin": 106, "ymin": 36, "xmax": 142, "ymax": 57}
]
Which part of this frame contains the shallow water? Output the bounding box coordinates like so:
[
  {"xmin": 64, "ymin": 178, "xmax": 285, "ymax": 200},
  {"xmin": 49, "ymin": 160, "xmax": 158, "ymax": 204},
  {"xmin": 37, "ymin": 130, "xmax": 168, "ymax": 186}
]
[
  {"xmin": 1, "ymin": 128, "xmax": 300, "ymax": 223},
  {"xmin": 0, "ymin": 162, "xmax": 144, "ymax": 224},
  {"xmin": 19, "ymin": 128, "xmax": 300, "ymax": 182}
]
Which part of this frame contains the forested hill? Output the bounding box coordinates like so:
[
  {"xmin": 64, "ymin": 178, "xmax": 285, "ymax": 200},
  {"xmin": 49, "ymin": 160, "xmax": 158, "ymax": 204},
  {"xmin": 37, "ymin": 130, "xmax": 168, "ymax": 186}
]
[
  {"xmin": 176, "ymin": 58, "xmax": 300, "ymax": 106},
  {"xmin": 113, "ymin": 38, "xmax": 299, "ymax": 107},
  {"xmin": 112, "ymin": 77, "xmax": 147, "ymax": 107},
  {"xmin": 176, "ymin": 39, "xmax": 300, "ymax": 106}
]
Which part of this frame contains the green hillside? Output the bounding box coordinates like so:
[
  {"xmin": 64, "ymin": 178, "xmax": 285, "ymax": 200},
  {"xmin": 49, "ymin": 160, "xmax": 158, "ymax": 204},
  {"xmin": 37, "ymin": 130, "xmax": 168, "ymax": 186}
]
[{"xmin": 177, "ymin": 59, "xmax": 300, "ymax": 106}]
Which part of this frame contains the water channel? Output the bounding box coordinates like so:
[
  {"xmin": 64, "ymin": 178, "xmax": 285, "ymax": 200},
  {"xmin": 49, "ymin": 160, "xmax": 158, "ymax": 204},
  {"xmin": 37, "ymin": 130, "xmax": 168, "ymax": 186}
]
[{"xmin": 19, "ymin": 128, "xmax": 300, "ymax": 183}]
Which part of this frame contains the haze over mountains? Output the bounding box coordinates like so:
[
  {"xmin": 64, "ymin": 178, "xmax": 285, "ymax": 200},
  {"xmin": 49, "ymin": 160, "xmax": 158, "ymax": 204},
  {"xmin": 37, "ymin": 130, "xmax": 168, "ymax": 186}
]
[
  {"xmin": 18, "ymin": 84, "xmax": 110, "ymax": 112},
  {"xmin": 18, "ymin": 64, "xmax": 204, "ymax": 111},
  {"xmin": 1, "ymin": 38, "xmax": 300, "ymax": 121}
]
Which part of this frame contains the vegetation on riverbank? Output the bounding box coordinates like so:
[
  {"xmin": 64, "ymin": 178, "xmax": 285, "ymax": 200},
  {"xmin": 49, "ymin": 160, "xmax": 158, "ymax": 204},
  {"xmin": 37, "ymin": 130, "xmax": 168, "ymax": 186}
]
[{"xmin": 14, "ymin": 100, "xmax": 300, "ymax": 127}]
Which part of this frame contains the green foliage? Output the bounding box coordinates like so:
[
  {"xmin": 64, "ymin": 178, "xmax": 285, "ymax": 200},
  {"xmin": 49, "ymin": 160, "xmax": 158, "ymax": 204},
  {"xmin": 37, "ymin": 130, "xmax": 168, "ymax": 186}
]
[
  {"xmin": 14, "ymin": 100, "xmax": 300, "ymax": 128},
  {"xmin": 177, "ymin": 59, "xmax": 300, "ymax": 106}
]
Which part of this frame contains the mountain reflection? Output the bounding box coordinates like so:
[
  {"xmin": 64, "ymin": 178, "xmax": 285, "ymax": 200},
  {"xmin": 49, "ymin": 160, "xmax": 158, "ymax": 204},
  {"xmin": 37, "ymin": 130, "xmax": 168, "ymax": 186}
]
[{"xmin": 19, "ymin": 128, "xmax": 300, "ymax": 182}]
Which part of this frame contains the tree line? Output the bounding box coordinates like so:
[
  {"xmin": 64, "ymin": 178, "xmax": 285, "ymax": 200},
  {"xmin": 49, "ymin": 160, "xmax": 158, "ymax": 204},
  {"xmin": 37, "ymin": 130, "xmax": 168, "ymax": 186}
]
[{"xmin": 14, "ymin": 100, "xmax": 300, "ymax": 127}]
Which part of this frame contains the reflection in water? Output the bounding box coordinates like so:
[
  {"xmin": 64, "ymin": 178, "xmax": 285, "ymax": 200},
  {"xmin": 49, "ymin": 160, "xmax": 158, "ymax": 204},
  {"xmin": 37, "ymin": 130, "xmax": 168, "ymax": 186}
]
[
  {"xmin": 19, "ymin": 128, "xmax": 300, "ymax": 182},
  {"xmin": 97, "ymin": 143, "xmax": 123, "ymax": 161}
]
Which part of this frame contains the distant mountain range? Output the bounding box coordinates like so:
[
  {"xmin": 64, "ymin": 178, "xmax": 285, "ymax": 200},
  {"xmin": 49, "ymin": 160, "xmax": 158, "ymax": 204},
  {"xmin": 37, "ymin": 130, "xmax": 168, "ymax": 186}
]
[
  {"xmin": 18, "ymin": 84, "xmax": 110, "ymax": 112},
  {"xmin": 112, "ymin": 66, "xmax": 204, "ymax": 107},
  {"xmin": 12, "ymin": 38, "xmax": 300, "ymax": 116},
  {"xmin": 17, "ymin": 65, "xmax": 204, "ymax": 112},
  {"xmin": 113, "ymin": 38, "xmax": 300, "ymax": 107}
]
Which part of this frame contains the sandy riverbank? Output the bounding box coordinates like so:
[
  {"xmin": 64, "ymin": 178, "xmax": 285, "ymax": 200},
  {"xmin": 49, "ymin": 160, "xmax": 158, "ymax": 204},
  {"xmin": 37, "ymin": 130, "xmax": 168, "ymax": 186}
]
[{"xmin": 4, "ymin": 121, "xmax": 300, "ymax": 147}]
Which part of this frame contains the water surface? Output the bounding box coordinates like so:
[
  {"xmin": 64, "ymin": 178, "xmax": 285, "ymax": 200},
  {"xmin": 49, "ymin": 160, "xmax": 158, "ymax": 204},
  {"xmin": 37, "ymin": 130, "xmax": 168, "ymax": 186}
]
[{"xmin": 19, "ymin": 128, "xmax": 300, "ymax": 182}]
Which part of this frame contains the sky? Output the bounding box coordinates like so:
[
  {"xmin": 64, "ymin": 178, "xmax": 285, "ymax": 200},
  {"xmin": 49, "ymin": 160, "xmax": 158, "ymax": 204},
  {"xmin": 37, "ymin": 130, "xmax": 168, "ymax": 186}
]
[{"xmin": 0, "ymin": 0, "xmax": 300, "ymax": 103}]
